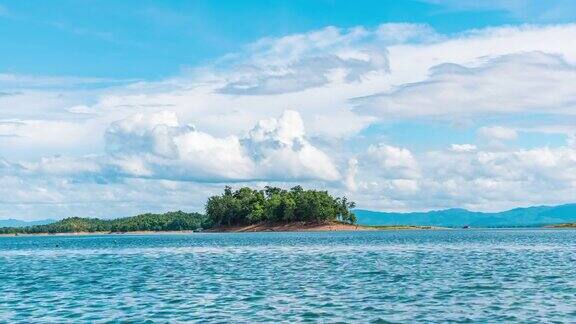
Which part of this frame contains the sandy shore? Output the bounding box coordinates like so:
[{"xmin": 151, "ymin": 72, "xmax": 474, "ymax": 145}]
[
  {"xmin": 208, "ymin": 222, "xmax": 437, "ymax": 232},
  {"xmin": 0, "ymin": 225, "xmax": 370, "ymax": 236},
  {"xmin": 209, "ymin": 222, "xmax": 373, "ymax": 232},
  {"xmin": 0, "ymin": 223, "xmax": 438, "ymax": 236},
  {"xmin": 0, "ymin": 230, "xmax": 196, "ymax": 237}
]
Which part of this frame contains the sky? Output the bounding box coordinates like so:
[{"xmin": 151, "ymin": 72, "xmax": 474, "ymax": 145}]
[{"xmin": 2, "ymin": 0, "xmax": 576, "ymax": 220}]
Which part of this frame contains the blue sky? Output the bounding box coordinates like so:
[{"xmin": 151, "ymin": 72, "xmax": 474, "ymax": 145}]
[
  {"xmin": 0, "ymin": 0, "xmax": 554, "ymax": 79},
  {"xmin": 2, "ymin": 0, "xmax": 576, "ymax": 220}
]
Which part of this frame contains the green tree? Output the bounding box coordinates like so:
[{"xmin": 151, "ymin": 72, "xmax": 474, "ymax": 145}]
[{"xmin": 205, "ymin": 186, "xmax": 356, "ymax": 226}]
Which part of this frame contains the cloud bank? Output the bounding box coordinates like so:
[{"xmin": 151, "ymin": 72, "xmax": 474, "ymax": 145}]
[{"xmin": 3, "ymin": 22, "xmax": 576, "ymax": 219}]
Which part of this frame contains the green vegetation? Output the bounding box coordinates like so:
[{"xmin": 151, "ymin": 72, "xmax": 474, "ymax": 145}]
[
  {"xmin": 0, "ymin": 186, "xmax": 357, "ymax": 234},
  {"xmin": 0, "ymin": 211, "xmax": 210, "ymax": 234},
  {"xmin": 206, "ymin": 186, "xmax": 356, "ymax": 226}
]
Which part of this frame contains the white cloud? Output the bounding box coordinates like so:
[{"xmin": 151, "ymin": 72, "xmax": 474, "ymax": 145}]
[
  {"xmin": 365, "ymin": 144, "xmax": 420, "ymax": 179},
  {"xmin": 23, "ymin": 156, "xmax": 101, "ymax": 177},
  {"xmin": 479, "ymin": 126, "xmax": 518, "ymax": 142},
  {"xmin": 0, "ymin": 119, "xmax": 103, "ymax": 159},
  {"xmin": 217, "ymin": 52, "xmax": 388, "ymax": 95},
  {"xmin": 354, "ymin": 51, "xmax": 576, "ymax": 119},
  {"xmin": 344, "ymin": 158, "xmax": 358, "ymax": 191},
  {"xmin": 0, "ymin": 174, "xmax": 223, "ymax": 220},
  {"xmin": 347, "ymin": 142, "xmax": 576, "ymax": 212},
  {"xmin": 450, "ymin": 144, "xmax": 477, "ymax": 153},
  {"xmin": 210, "ymin": 23, "xmax": 440, "ymax": 96},
  {"xmin": 214, "ymin": 26, "xmax": 391, "ymax": 95},
  {"xmin": 476, "ymin": 126, "xmax": 519, "ymax": 150},
  {"xmin": 104, "ymin": 110, "xmax": 340, "ymax": 182}
]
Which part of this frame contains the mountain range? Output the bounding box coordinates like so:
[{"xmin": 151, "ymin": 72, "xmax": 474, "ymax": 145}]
[
  {"xmin": 0, "ymin": 219, "xmax": 55, "ymax": 228},
  {"xmin": 354, "ymin": 204, "xmax": 576, "ymax": 227},
  {"xmin": 2, "ymin": 203, "xmax": 576, "ymax": 229}
]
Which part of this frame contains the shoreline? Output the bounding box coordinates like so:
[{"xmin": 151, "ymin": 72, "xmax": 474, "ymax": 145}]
[
  {"xmin": 208, "ymin": 222, "xmax": 438, "ymax": 232},
  {"xmin": 3, "ymin": 224, "xmax": 574, "ymax": 237},
  {"xmin": 0, "ymin": 230, "xmax": 196, "ymax": 237},
  {"xmin": 0, "ymin": 222, "xmax": 440, "ymax": 237},
  {"xmin": 0, "ymin": 226, "xmax": 571, "ymax": 237}
]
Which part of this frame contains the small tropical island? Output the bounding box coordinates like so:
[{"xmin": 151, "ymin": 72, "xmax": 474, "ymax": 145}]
[
  {"xmin": 0, "ymin": 186, "xmax": 427, "ymax": 235},
  {"xmin": 205, "ymin": 186, "xmax": 357, "ymax": 230}
]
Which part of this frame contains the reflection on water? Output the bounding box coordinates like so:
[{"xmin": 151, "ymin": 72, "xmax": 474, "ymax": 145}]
[{"xmin": 1, "ymin": 229, "xmax": 576, "ymax": 322}]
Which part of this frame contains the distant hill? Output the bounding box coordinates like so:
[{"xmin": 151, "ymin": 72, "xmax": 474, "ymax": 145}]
[
  {"xmin": 0, "ymin": 211, "xmax": 210, "ymax": 234},
  {"xmin": 5, "ymin": 203, "xmax": 576, "ymax": 231},
  {"xmin": 0, "ymin": 219, "xmax": 55, "ymax": 228},
  {"xmin": 354, "ymin": 204, "xmax": 576, "ymax": 228}
]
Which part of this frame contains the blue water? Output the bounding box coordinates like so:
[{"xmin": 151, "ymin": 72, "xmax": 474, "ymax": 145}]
[{"xmin": 1, "ymin": 230, "xmax": 576, "ymax": 322}]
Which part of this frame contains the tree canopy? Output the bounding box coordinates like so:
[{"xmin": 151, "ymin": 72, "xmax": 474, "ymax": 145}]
[
  {"xmin": 0, "ymin": 211, "xmax": 210, "ymax": 234},
  {"xmin": 0, "ymin": 186, "xmax": 356, "ymax": 234},
  {"xmin": 206, "ymin": 186, "xmax": 356, "ymax": 226}
]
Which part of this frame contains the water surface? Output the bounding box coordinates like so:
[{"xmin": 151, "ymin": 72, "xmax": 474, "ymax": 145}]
[{"xmin": 1, "ymin": 229, "xmax": 576, "ymax": 322}]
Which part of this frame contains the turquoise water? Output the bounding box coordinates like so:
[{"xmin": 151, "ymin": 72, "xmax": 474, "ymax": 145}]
[{"xmin": 1, "ymin": 229, "xmax": 576, "ymax": 322}]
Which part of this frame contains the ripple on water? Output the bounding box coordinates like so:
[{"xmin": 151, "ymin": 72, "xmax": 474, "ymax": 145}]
[{"xmin": 1, "ymin": 230, "xmax": 576, "ymax": 322}]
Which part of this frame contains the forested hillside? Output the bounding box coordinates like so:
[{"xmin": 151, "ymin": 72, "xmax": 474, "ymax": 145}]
[
  {"xmin": 0, "ymin": 211, "xmax": 210, "ymax": 234},
  {"xmin": 354, "ymin": 204, "xmax": 576, "ymax": 227},
  {"xmin": 1, "ymin": 186, "xmax": 357, "ymax": 234}
]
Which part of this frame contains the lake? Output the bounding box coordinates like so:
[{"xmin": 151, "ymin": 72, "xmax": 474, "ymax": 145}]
[{"xmin": 1, "ymin": 229, "xmax": 576, "ymax": 322}]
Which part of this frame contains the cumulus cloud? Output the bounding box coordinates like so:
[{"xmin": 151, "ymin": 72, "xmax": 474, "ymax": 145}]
[
  {"xmin": 104, "ymin": 110, "xmax": 340, "ymax": 182},
  {"xmin": 426, "ymin": 145, "xmax": 576, "ymax": 207},
  {"xmin": 365, "ymin": 144, "xmax": 420, "ymax": 179},
  {"xmin": 338, "ymin": 144, "xmax": 422, "ymax": 209},
  {"xmin": 349, "ymin": 142, "xmax": 576, "ymax": 211}
]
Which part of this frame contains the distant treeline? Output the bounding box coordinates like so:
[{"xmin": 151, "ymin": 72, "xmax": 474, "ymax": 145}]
[
  {"xmin": 0, "ymin": 211, "xmax": 210, "ymax": 234},
  {"xmin": 1, "ymin": 186, "xmax": 356, "ymax": 234},
  {"xmin": 206, "ymin": 186, "xmax": 356, "ymax": 226}
]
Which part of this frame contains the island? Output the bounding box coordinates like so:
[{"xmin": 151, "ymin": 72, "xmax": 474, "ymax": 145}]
[
  {"xmin": 205, "ymin": 185, "xmax": 355, "ymax": 227},
  {"xmin": 0, "ymin": 186, "xmax": 434, "ymax": 235}
]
